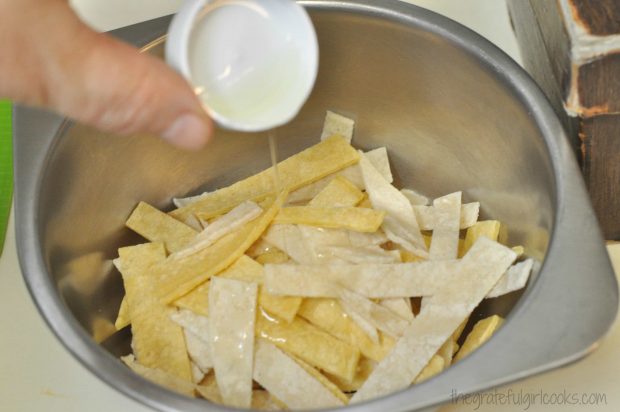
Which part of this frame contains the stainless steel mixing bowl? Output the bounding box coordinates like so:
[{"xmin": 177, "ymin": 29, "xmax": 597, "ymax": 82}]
[{"xmin": 13, "ymin": 1, "xmax": 618, "ymax": 411}]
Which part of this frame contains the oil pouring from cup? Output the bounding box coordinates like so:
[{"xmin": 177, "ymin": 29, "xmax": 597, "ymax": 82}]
[{"xmin": 166, "ymin": 0, "xmax": 319, "ymax": 133}]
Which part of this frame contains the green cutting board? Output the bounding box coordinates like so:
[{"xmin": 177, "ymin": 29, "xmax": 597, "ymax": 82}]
[{"xmin": 0, "ymin": 100, "xmax": 12, "ymax": 256}]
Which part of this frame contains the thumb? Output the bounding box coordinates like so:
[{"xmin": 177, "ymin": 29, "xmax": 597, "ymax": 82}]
[{"xmin": 37, "ymin": 3, "xmax": 213, "ymax": 150}]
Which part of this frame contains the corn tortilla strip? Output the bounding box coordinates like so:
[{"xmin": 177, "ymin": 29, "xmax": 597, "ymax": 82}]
[
  {"xmin": 339, "ymin": 298, "xmax": 380, "ymax": 344},
  {"xmin": 118, "ymin": 243, "xmax": 192, "ymax": 381},
  {"xmin": 297, "ymin": 225, "xmax": 388, "ymax": 252},
  {"xmin": 364, "ymin": 147, "xmax": 393, "ymax": 184},
  {"xmin": 246, "ymin": 239, "xmax": 273, "ymax": 257},
  {"xmin": 414, "ymin": 201, "xmax": 480, "ymax": 231},
  {"xmin": 184, "ymin": 215, "xmax": 204, "ymax": 231},
  {"xmin": 121, "ymin": 355, "xmax": 195, "ymax": 397},
  {"xmin": 185, "ymin": 331, "xmax": 212, "ymax": 376},
  {"xmin": 297, "ymin": 298, "xmax": 395, "ymax": 362},
  {"xmin": 253, "ymin": 340, "xmax": 345, "ymax": 409},
  {"xmin": 454, "ymin": 315, "xmax": 504, "ymax": 362},
  {"xmin": 286, "ymin": 147, "xmax": 392, "ymax": 204},
  {"xmin": 174, "ymin": 282, "xmax": 210, "ymax": 317},
  {"xmin": 197, "ymin": 382, "xmax": 284, "ymax": 410},
  {"xmin": 255, "ymin": 249, "xmax": 289, "ymax": 264},
  {"xmin": 251, "ymin": 390, "xmax": 286, "ymax": 411},
  {"xmin": 358, "ymin": 194, "xmax": 372, "ymax": 208},
  {"xmin": 487, "ymin": 258, "xmax": 534, "ymax": 298},
  {"xmin": 429, "ymin": 192, "xmax": 462, "ymax": 261},
  {"xmin": 380, "ymin": 298, "xmax": 415, "ymax": 321},
  {"xmin": 436, "ymin": 337, "xmax": 455, "ymax": 367},
  {"xmin": 512, "ymin": 245, "xmax": 525, "ymax": 257},
  {"xmin": 157, "ymin": 192, "xmax": 286, "ymax": 303},
  {"xmin": 171, "ymin": 201, "xmax": 262, "ymax": 259},
  {"xmin": 462, "ymin": 220, "xmax": 501, "ymax": 255},
  {"xmin": 115, "ymin": 296, "xmax": 130, "ymax": 330},
  {"xmin": 413, "ymin": 354, "xmax": 444, "ymax": 384},
  {"xmin": 126, "ymin": 202, "xmax": 198, "ymax": 253},
  {"xmin": 326, "ymin": 357, "xmax": 376, "ymax": 392},
  {"xmin": 263, "ymin": 224, "xmax": 316, "ymax": 264},
  {"xmin": 319, "ymin": 245, "xmax": 400, "ymax": 264},
  {"xmin": 191, "ymin": 362, "xmax": 205, "ymax": 384},
  {"xmin": 274, "ymin": 206, "xmax": 385, "ymax": 233},
  {"xmin": 339, "ymin": 289, "xmax": 410, "ymax": 338},
  {"xmin": 196, "ymin": 373, "xmax": 222, "ymax": 403},
  {"xmin": 288, "ymin": 355, "xmax": 350, "ymax": 404},
  {"xmin": 264, "ymin": 261, "xmax": 460, "ymax": 298},
  {"xmin": 360, "ymin": 154, "xmax": 427, "ymax": 257},
  {"xmin": 401, "ymin": 189, "xmax": 430, "ymax": 206},
  {"xmin": 173, "ymin": 191, "xmax": 211, "ymax": 208},
  {"xmin": 174, "ymin": 255, "xmax": 301, "ymax": 326},
  {"xmin": 351, "ymin": 238, "xmax": 516, "ymax": 403},
  {"xmin": 169, "ymin": 310, "xmax": 213, "ymax": 372},
  {"xmin": 256, "ymin": 312, "xmax": 360, "ymax": 381},
  {"xmin": 321, "ymin": 111, "xmax": 355, "ymax": 142},
  {"xmin": 208, "ymin": 277, "xmax": 258, "ymax": 408},
  {"xmin": 308, "ymin": 176, "xmax": 364, "ymax": 208},
  {"xmin": 223, "ymin": 255, "xmax": 302, "ymax": 322},
  {"xmin": 170, "ymin": 136, "xmax": 359, "ymax": 221}
]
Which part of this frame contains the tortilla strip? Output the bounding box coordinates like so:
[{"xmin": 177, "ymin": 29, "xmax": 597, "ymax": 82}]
[
  {"xmin": 191, "ymin": 362, "xmax": 205, "ymax": 384},
  {"xmin": 173, "ymin": 281, "xmax": 210, "ymax": 318},
  {"xmin": 379, "ymin": 298, "xmax": 414, "ymax": 321},
  {"xmin": 297, "ymin": 298, "xmax": 395, "ymax": 362},
  {"xmin": 351, "ymin": 238, "xmax": 516, "ymax": 403},
  {"xmin": 454, "ymin": 315, "xmax": 504, "ymax": 362},
  {"xmin": 118, "ymin": 243, "xmax": 192, "ymax": 381},
  {"xmin": 286, "ymin": 147, "xmax": 392, "ymax": 204},
  {"xmin": 171, "ymin": 201, "xmax": 262, "ymax": 259},
  {"xmin": 208, "ymin": 277, "xmax": 258, "ymax": 408},
  {"xmin": 126, "ymin": 202, "xmax": 198, "ymax": 253},
  {"xmin": 413, "ymin": 354, "xmax": 444, "ymax": 384},
  {"xmin": 195, "ymin": 373, "xmax": 222, "ymax": 403},
  {"xmin": 157, "ymin": 192, "xmax": 286, "ymax": 303},
  {"xmin": 256, "ymin": 312, "xmax": 360, "ymax": 382},
  {"xmin": 274, "ymin": 206, "xmax": 385, "ymax": 233},
  {"xmin": 401, "ymin": 189, "xmax": 430, "ymax": 206},
  {"xmin": 319, "ymin": 245, "xmax": 400, "ymax": 264},
  {"xmin": 115, "ymin": 296, "xmax": 130, "ymax": 330},
  {"xmin": 429, "ymin": 192, "xmax": 462, "ymax": 261},
  {"xmin": 321, "ymin": 111, "xmax": 355, "ymax": 142},
  {"xmin": 255, "ymin": 249, "xmax": 289, "ymax": 264},
  {"xmin": 264, "ymin": 261, "xmax": 460, "ymax": 298},
  {"xmin": 173, "ymin": 191, "xmax": 211, "ymax": 208},
  {"xmin": 462, "ymin": 220, "xmax": 501, "ymax": 255},
  {"xmin": 253, "ymin": 340, "xmax": 345, "ymax": 409},
  {"xmin": 288, "ymin": 355, "xmax": 350, "ymax": 403},
  {"xmin": 339, "ymin": 289, "xmax": 410, "ymax": 338},
  {"xmin": 339, "ymin": 299, "xmax": 380, "ymax": 344},
  {"xmin": 308, "ymin": 176, "xmax": 364, "ymax": 208},
  {"xmin": 360, "ymin": 154, "xmax": 427, "ymax": 257},
  {"xmin": 251, "ymin": 390, "xmax": 286, "ymax": 411},
  {"xmin": 173, "ymin": 255, "xmax": 301, "ymax": 323},
  {"xmin": 169, "ymin": 309, "xmax": 213, "ymax": 373},
  {"xmin": 414, "ymin": 201, "xmax": 479, "ymax": 231},
  {"xmin": 326, "ymin": 357, "xmax": 377, "ymax": 392},
  {"xmin": 170, "ymin": 136, "xmax": 359, "ymax": 221},
  {"xmin": 487, "ymin": 259, "xmax": 534, "ymax": 298},
  {"xmin": 121, "ymin": 355, "xmax": 195, "ymax": 396},
  {"xmin": 262, "ymin": 224, "xmax": 316, "ymax": 264}
]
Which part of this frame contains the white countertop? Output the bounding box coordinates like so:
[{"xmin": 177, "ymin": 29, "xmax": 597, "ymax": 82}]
[{"xmin": 2, "ymin": 1, "xmax": 618, "ymax": 411}]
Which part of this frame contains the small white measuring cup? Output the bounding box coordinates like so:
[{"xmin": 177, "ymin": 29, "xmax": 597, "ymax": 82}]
[{"xmin": 166, "ymin": 0, "xmax": 319, "ymax": 132}]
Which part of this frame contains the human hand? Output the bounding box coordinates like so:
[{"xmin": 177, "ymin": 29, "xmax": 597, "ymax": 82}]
[{"xmin": 0, "ymin": 0, "xmax": 212, "ymax": 150}]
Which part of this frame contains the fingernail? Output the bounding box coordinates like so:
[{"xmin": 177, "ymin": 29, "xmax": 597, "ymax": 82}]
[{"xmin": 162, "ymin": 114, "xmax": 211, "ymax": 150}]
